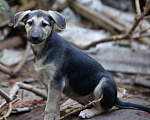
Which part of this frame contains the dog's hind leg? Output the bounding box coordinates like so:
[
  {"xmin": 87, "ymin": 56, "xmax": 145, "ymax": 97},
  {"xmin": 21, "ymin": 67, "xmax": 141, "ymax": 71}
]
[
  {"xmin": 79, "ymin": 77, "xmax": 107, "ymax": 119},
  {"xmin": 79, "ymin": 77, "xmax": 117, "ymax": 119}
]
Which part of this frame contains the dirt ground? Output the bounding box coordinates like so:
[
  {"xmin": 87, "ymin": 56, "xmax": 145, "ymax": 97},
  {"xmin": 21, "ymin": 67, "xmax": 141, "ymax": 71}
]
[
  {"xmin": 0, "ymin": 61, "xmax": 150, "ymax": 120},
  {"xmin": 8, "ymin": 97, "xmax": 150, "ymax": 120}
]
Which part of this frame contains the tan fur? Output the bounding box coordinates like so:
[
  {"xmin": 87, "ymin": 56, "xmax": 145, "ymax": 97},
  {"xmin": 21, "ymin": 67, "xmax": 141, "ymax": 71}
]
[
  {"xmin": 94, "ymin": 77, "xmax": 106, "ymax": 100},
  {"xmin": 30, "ymin": 40, "xmax": 47, "ymax": 58},
  {"xmin": 34, "ymin": 58, "xmax": 56, "ymax": 89},
  {"xmin": 45, "ymin": 85, "xmax": 61, "ymax": 120},
  {"xmin": 25, "ymin": 16, "xmax": 52, "ymax": 40},
  {"xmin": 34, "ymin": 59, "xmax": 61, "ymax": 120}
]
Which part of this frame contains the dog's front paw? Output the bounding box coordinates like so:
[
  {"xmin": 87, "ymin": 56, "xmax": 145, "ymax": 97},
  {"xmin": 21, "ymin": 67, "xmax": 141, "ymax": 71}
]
[
  {"xmin": 44, "ymin": 114, "xmax": 60, "ymax": 120},
  {"xmin": 79, "ymin": 108, "xmax": 101, "ymax": 119}
]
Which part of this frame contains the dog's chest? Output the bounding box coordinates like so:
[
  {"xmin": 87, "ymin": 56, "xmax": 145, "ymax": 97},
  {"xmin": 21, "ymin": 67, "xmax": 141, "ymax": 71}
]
[{"xmin": 34, "ymin": 60, "xmax": 56, "ymax": 87}]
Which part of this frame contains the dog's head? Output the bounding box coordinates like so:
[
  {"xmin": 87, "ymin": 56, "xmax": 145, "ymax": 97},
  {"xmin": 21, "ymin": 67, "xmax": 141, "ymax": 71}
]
[{"xmin": 14, "ymin": 9, "xmax": 66, "ymax": 44}]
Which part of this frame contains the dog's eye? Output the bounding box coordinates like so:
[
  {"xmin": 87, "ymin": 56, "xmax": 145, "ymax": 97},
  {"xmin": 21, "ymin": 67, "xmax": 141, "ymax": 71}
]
[
  {"xmin": 42, "ymin": 23, "xmax": 48, "ymax": 27},
  {"xmin": 27, "ymin": 21, "xmax": 33, "ymax": 26}
]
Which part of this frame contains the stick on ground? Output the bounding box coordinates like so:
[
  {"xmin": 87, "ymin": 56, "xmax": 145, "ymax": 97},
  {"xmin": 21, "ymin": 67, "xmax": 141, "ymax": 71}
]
[
  {"xmin": 0, "ymin": 89, "xmax": 12, "ymax": 103},
  {"xmin": 60, "ymin": 95, "xmax": 103, "ymax": 120},
  {"xmin": 135, "ymin": 0, "xmax": 141, "ymax": 15},
  {"xmin": 0, "ymin": 64, "xmax": 13, "ymax": 76},
  {"xmin": 0, "ymin": 89, "xmax": 13, "ymax": 120},
  {"xmin": 9, "ymin": 82, "xmax": 47, "ymax": 100},
  {"xmin": 0, "ymin": 81, "xmax": 47, "ymax": 119}
]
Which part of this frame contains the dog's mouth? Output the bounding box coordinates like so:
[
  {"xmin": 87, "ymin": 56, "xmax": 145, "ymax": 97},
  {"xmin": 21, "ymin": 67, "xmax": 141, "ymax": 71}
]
[{"xmin": 28, "ymin": 37, "xmax": 45, "ymax": 44}]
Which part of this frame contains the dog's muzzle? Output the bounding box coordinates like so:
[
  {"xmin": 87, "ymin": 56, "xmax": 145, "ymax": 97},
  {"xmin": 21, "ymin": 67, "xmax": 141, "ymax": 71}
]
[{"xmin": 28, "ymin": 35, "xmax": 44, "ymax": 44}]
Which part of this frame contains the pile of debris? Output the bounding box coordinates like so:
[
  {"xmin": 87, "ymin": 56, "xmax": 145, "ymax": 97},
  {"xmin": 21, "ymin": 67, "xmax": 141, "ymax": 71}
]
[
  {"xmin": 0, "ymin": 0, "xmax": 150, "ymax": 119},
  {"xmin": 0, "ymin": 0, "xmax": 150, "ymax": 75}
]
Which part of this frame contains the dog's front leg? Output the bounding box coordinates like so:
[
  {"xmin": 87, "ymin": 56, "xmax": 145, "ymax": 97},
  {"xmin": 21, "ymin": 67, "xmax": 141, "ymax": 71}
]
[{"xmin": 44, "ymin": 80, "xmax": 63, "ymax": 120}]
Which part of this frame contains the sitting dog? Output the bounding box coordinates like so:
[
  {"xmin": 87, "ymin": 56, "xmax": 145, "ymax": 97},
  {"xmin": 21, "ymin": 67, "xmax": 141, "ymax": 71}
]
[{"xmin": 14, "ymin": 10, "xmax": 150, "ymax": 120}]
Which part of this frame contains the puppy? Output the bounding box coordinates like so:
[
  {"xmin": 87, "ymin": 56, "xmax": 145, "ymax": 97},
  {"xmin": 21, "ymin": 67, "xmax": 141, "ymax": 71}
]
[{"xmin": 14, "ymin": 10, "xmax": 150, "ymax": 120}]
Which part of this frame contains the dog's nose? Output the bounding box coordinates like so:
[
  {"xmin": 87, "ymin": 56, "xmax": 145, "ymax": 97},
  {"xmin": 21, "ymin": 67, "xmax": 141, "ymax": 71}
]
[{"xmin": 32, "ymin": 35, "xmax": 39, "ymax": 41}]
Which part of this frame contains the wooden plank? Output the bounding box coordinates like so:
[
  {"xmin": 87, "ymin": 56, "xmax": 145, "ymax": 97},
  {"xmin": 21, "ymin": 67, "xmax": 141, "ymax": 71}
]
[
  {"xmin": 70, "ymin": 1, "xmax": 126, "ymax": 34},
  {"xmin": 89, "ymin": 47, "xmax": 150, "ymax": 75}
]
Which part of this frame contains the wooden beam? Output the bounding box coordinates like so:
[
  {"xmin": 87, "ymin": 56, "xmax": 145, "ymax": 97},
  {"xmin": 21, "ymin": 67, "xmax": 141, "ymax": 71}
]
[{"xmin": 70, "ymin": 1, "xmax": 126, "ymax": 34}]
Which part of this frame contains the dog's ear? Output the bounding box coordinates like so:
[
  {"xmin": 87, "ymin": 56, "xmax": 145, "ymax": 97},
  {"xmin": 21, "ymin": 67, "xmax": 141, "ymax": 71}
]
[
  {"xmin": 14, "ymin": 10, "xmax": 31, "ymax": 28},
  {"xmin": 48, "ymin": 11, "xmax": 66, "ymax": 29}
]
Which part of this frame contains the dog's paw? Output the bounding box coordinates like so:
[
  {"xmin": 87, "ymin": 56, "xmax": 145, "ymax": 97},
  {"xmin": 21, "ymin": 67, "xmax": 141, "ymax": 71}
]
[
  {"xmin": 79, "ymin": 109, "xmax": 91, "ymax": 118},
  {"xmin": 44, "ymin": 115, "xmax": 60, "ymax": 120},
  {"xmin": 79, "ymin": 108, "xmax": 101, "ymax": 119}
]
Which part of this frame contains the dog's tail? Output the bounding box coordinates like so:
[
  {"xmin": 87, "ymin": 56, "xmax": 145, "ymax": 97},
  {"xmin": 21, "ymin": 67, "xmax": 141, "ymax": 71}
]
[{"xmin": 115, "ymin": 98, "xmax": 150, "ymax": 113}]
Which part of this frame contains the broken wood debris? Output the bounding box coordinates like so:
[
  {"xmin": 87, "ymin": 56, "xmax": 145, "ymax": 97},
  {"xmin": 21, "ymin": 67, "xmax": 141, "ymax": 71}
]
[
  {"xmin": 0, "ymin": 89, "xmax": 12, "ymax": 103},
  {"xmin": 134, "ymin": 77, "xmax": 150, "ymax": 88},
  {"xmin": 117, "ymin": 84, "xmax": 150, "ymax": 96},
  {"xmin": 0, "ymin": 36, "xmax": 24, "ymax": 51},
  {"xmin": 0, "ymin": 81, "xmax": 46, "ymax": 119},
  {"xmin": 0, "ymin": 103, "xmax": 12, "ymax": 120},
  {"xmin": 0, "ymin": 88, "xmax": 19, "ymax": 120},
  {"xmin": 60, "ymin": 95, "xmax": 103, "ymax": 120},
  {"xmin": 9, "ymin": 82, "xmax": 47, "ymax": 100},
  {"xmin": 13, "ymin": 41, "xmax": 31, "ymax": 75},
  {"xmin": 51, "ymin": 0, "xmax": 69, "ymax": 12},
  {"xmin": 0, "ymin": 0, "xmax": 149, "ymax": 76},
  {"xmin": 68, "ymin": 0, "xmax": 150, "ymax": 50},
  {"xmin": 135, "ymin": 0, "xmax": 141, "ymax": 15},
  {"xmin": 0, "ymin": 98, "xmax": 20, "ymax": 120},
  {"xmin": 70, "ymin": 1, "xmax": 126, "ymax": 34},
  {"xmin": 0, "ymin": 63, "xmax": 13, "ymax": 76},
  {"xmin": 89, "ymin": 47, "xmax": 150, "ymax": 75},
  {"xmin": 17, "ymin": 0, "xmax": 37, "ymax": 11}
]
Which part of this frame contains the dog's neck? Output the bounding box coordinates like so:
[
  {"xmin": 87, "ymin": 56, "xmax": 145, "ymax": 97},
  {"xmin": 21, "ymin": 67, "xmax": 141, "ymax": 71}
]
[{"xmin": 30, "ymin": 40, "xmax": 47, "ymax": 59}]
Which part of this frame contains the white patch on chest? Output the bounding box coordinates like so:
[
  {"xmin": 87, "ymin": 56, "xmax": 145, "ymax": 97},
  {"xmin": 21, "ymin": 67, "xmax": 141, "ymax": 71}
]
[{"xmin": 34, "ymin": 59, "xmax": 56, "ymax": 89}]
